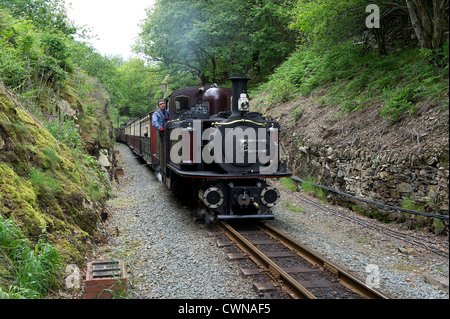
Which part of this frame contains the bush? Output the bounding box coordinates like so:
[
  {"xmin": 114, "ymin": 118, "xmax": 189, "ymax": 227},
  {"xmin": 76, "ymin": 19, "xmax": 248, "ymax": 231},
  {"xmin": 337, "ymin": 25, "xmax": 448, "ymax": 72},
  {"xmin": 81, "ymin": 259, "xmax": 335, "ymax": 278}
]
[
  {"xmin": 0, "ymin": 215, "xmax": 61, "ymax": 298},
  {"xmin": 381, "ymin": 85, "xmax": 417, "ymax": 122},
  {"xmin": 256, "ymin": 41, "xmax": 448, "ymax": 119},
  {"xmin": 44, "ymin": 114, "xmax": 84, "ymax": 149},
  {"xmin": 0, "ymin": 9, "xmax": 71, "ymax": 90}
]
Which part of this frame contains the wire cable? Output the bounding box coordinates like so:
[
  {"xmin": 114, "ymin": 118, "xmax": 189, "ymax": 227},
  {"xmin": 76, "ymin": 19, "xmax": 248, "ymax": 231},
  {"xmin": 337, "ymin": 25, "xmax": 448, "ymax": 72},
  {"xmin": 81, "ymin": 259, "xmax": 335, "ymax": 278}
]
[{"xmin": 291, "ymin": 177, "xmax": 449, "ymax": 220}]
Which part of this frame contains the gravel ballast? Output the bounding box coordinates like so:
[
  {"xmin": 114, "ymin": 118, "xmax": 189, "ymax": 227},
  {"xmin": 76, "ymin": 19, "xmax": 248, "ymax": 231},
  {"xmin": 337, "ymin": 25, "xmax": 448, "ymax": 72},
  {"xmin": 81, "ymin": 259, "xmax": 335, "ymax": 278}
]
[
  {"xmin": 102, "ymin": 143, "xmax": 448, "ymax": 299},
  {"xmin": 104, "ymin": 144, "xmax": 256, "ymax": 299},
  {"xmin": 271, "ymin": 187, "xmax": 449, "ymax": 299}
]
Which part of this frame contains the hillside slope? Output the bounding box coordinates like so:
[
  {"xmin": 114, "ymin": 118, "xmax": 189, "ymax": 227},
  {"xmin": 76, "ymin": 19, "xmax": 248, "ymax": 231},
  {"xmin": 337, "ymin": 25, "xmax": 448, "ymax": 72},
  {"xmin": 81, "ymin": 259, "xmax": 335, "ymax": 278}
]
[
  {"xmin": 271, "ymin": 92, "xmax": 448, "ymax": 216},
  {"xmin": 252, "ymin": 44, "xmax": 449, "ymax": 233},
  {"xmin": 0, "ymin": 81, "xmax": 110, "ymax": 268}
]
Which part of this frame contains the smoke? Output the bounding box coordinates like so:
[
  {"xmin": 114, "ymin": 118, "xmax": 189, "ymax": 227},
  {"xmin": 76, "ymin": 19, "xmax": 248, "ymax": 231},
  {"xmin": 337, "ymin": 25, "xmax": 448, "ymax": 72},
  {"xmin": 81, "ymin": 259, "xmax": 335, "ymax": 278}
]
[{"xmin": 194, "ymin": 208, "xmax": 214, "ymax": 225}]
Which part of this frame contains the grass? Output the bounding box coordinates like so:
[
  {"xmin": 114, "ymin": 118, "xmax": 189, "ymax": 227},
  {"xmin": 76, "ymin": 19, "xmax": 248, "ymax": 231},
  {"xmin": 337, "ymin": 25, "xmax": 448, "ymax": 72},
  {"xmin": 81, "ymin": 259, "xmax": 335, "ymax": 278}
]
[
  {"xmin": 0, "ymin": 215, "xmax": 61, "ymax": 299},
  {"xmin": 279, "ymin": 176, "xmax": 327, "ymax": 202},
  {"xmin": 284, "ymin": 201, "xmax": 304, "ymax": 212},
  {"xmin": 433, "ymin": 218, "xmax": 445, "ymax": 234},
  {"xmin": 86, "ymin": 181, "xmax": 105, "ymax": 201},
  {"xmin": 29, "ymin": 167, "xmax": 60, "ymax": 195},
  {"xmin": 100, "ymin": 276, "xmax": 128, "ymax": 299},
  {"xmin": 255, "ymin": 41, "xmax": 449, "ymax": 122},
  {"xmin": 279, "ymin": 177, "xmax": 297, "ymax": 191},
  {"xmin": 42, "ymin": 147, "xmax": 62, "ymax": 170},
  {"xmin": 401, "ymin": 197, "xmax": 418, "ymax": 211},
  {"xmin": 301, "ymin": 176, "xmax": 327, "ymax": 202}
]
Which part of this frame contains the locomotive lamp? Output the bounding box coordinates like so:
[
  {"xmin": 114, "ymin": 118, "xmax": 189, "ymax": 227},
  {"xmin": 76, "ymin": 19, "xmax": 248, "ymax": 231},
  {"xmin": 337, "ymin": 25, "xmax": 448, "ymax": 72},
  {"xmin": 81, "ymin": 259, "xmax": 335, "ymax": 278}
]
[
  {"xmin": 199, "ymin": 187, "xmax": 225, "ymax": 210},
  {"xmin": 238, "ymin": 93, "xmax": 250, "ymax": 111},
  {"xmin": 229, "ymin": 76, "xmax": 250, "ymax": 117}
]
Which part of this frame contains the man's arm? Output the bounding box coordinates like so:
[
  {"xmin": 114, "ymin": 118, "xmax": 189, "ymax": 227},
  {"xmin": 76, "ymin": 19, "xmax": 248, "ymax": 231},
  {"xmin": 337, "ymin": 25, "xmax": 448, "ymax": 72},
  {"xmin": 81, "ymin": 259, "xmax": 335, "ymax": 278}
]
[
  {"xmin": 152, "ymin": 112, "xmax": 161, "ymax": 130},
  {"xmin": 152, "ymin": 111, "xmax": 164, "ymax": 131}
]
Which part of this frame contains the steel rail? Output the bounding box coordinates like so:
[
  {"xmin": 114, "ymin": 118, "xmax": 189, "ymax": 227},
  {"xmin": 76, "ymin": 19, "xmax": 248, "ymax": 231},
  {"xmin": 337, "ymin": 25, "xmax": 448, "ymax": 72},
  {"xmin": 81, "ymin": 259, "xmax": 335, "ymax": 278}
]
[
  {"xmin": 260, "ymin": 222, "xmax": 390, "ymax": 299},
  {"xmin": 217, "ymin": 221, "xmax": 317, "ymax": 299},
  {"xmin": 284, "ymin": 188, "xmax": 449, "ymax": 258}
]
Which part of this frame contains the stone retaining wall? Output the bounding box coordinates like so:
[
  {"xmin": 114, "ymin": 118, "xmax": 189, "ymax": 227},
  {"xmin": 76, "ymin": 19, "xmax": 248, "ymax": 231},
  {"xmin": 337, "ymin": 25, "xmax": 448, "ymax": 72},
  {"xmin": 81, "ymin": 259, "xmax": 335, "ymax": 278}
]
[{"xmin": 288, "ymin": 141, "xmax": 448, "ymax": 230}]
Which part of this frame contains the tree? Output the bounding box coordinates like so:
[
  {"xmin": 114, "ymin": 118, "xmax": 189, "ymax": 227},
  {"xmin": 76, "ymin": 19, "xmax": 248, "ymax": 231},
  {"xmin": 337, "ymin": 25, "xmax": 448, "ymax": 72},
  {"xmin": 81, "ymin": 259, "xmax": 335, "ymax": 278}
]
[
  {"xmin": 117, "ymin": 58, "xmax": 164, "ymax": 117},
  {"xmin": 0, "ymin": 8, "xmax": 73, "ymax": 89},
  {"xmin": 405, "ymin": 0, "xmax": 448, "ymax": 50},
  {"xmin": 0, "ymin": 0, "xmax": 76, "ymax": 36},
  {"xmin": 289, "ymin": 0, "xmax": 448, "ymax": 55},
  {"xmin": 245, "ymin": 0, "xmax": 297, "ymax": 80},
  {"xmin": 135, "ymin": 0, "xmax": 297, "ymax": 86},
  {"xmin": 136, "ymin": 0, "xmax": 210, "ymax": 85}
]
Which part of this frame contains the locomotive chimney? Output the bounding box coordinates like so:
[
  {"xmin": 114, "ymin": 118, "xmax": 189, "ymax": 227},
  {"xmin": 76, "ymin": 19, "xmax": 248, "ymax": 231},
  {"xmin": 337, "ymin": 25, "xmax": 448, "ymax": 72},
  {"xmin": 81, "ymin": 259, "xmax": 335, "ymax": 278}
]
[{"xmin": 229, "ymin": 76, "xmax": 250, "ymax": 118}]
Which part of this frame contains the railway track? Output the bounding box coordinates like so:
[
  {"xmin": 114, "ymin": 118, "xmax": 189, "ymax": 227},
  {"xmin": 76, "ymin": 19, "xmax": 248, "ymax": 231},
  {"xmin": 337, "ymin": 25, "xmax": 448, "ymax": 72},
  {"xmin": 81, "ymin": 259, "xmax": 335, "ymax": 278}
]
[
  {"xmin": 282, "ymin": 189, "xmax": 449, "ymax": 259},
  {"xmin": 214, "ymin": 221, "xmax": 390, "ymax": 299}
]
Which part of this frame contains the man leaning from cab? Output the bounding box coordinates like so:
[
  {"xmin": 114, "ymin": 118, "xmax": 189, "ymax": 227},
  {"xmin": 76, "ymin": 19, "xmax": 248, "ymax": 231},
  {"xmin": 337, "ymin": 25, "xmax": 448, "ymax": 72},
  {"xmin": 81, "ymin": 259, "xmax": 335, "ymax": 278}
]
[{"xmin": 152, "ymin": 99, "xmax": 169, "ymax": 136}]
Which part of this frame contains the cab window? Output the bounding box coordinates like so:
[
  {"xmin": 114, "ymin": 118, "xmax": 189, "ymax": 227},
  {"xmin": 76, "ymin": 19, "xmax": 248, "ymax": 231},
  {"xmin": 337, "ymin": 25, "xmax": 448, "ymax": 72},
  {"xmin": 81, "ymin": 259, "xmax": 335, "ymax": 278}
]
[{"xmin": 174, "ymin": 96, "xmax": 190, "ymax": 114}]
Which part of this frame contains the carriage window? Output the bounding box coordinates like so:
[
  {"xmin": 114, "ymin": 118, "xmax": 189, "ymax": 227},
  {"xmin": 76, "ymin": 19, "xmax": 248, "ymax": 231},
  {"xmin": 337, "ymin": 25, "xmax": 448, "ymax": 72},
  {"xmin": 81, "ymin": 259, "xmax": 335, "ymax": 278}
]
[{"xmin": 174, "ymin": 96, "xmax": 190, "ymax": 113}]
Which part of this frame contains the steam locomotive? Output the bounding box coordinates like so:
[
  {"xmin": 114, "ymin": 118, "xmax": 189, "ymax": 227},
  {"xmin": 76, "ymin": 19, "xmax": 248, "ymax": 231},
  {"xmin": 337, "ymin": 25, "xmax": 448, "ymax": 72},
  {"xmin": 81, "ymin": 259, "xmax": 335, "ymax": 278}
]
[{"xmin": 115, "ymin": 77, "xmax": 292, "ymax": 220}]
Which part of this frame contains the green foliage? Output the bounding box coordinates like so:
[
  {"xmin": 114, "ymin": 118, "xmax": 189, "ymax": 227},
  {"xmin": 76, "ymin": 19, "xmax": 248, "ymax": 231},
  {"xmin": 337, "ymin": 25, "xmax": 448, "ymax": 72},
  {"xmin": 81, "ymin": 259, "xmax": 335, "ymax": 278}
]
[
  {"xmin": 0, "ymin": 2, "xmax": 119, "ymax": 294},
  {"xmin": 85, "ymin": 155, "xmax": 106, "ymax": 181},
  {"xmin": 84, "ymin": 154, "xmax": 97, "ymax": 168},
  {"xmin": 29, "ymin": 167, "xmax": 60, "ymax": 195},
  {"xmin": 0, "ymin": 8, "xmax": 72, "ymax": 91},
  {"xmin": 289, "ymin": 0, "xmax": 379, "ymax": 45},
  {"xmin": 70, "ymin": 42, "xmax": 122, "ymax": 103},
  {"xmin": 70, "ymin": 42, "xmax": 164, "ymax": 121},
  {"xmin": 380, "ymin": 86, "xmax": 417, "ymax": 122},
  {"xmin": 0, "ymin": 215, "xmax": 61, "ymax": 298},
  {"xmin": 42, "ymin": 147, "xmax": 61, "ymax": 168},
  {"xmin": 280, "ymin": 177, "xmax": 297, "ymax": 192},
  {"xmin": 433, "ymin": 218, "xmax": 445, "ymax": 235},
  {"xmin": 401, "ymin": 197, "xmax": 418, "ymax": 211},
  {"xmin": 0, "ymin": 285, "xmax": 41, "ymax": 299},
  {"xmin": 40, "ymin": 33, "xmax": 69, "ymax": 61},
  {"xmin": 43, "ymin": 114, "xmax": 84, "ymax": 149},
  {"xmin": 136, "ymin": 0, "xmax": 297, "ymax": 86},
  {"xmin": 256, "ymin": 41, "xmax": 449, "ymax": 122},
  {"xmin": 301, "ymin": 176, "xmax": 327, "ymax": 202},
  {"xmin": 284, "ymin": 201, "xmax": 304, "ymax": 212},
  {"xmin": 0, "ymin": 11, "xmax": 35, "ymax": 88},
  {"xmin": 116, "ymin": 58, "xmax": 164, "ymax": 117},
  {"xmin": 11, "ymin": 122, "xmax": 29, "ymax": 135},
  {"xmin": 85, "ymin": 182, "xmax": 104, "ymax": 202},
  {"xmin": 0, "ymin": 0, "xmax": 75, "ymax": 36}
]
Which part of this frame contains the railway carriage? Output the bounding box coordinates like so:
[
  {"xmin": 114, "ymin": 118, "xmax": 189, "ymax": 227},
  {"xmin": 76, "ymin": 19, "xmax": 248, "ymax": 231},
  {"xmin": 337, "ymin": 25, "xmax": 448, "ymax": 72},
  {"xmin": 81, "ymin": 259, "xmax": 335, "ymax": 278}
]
[{"xmin": 116, "ymin": 77, "xmax": 292, "ymax": 220}]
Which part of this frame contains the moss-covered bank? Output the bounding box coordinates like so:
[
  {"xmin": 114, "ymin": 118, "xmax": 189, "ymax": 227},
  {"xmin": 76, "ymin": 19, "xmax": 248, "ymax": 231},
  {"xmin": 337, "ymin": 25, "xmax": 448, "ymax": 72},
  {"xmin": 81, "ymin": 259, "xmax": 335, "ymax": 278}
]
[{"xmin": 0, "ymin": 82, "xmax": 110, "ymax": 272}]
